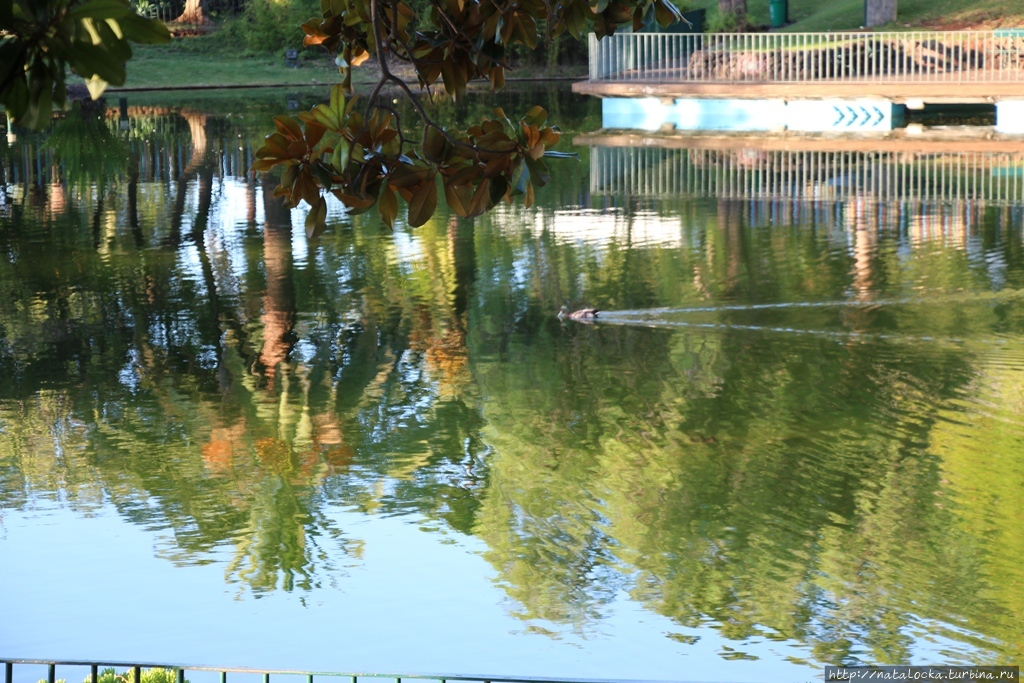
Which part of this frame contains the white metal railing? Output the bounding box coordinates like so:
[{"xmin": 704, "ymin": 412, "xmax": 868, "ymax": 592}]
[
  {"xmin": 590, "ymin": 146, "xmax": 1024, "ymax": 206},
  {"xmin": 588, "ymin": 30, "xmax": 1024, "ymax": 83}
]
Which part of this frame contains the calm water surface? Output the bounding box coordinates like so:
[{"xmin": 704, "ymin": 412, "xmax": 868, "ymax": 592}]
[{"xmin": 1, "ymin": 87, "xmax": 1023, "ymax": 682}]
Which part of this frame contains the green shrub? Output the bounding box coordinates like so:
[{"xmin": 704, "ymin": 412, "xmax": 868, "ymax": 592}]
[
  {"xmin": 103, "ymin": 668, "xmax": 188, "ymax": 683},
  {"xmin": 38, "ymin": 668, "xmax": 191, "ymax": 683},
  {"xmin": 706, "ymin": 9, "xmax": 739, "ymax": 31},
  {"xmin": 219, "ymin": 0, "xmax": 321, "ymax": 55}
]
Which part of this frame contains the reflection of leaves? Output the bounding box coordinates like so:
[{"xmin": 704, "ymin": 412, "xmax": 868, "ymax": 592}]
[{"xmin": 45, "ymin": 110, "xmax": 129, "ymax": 188}]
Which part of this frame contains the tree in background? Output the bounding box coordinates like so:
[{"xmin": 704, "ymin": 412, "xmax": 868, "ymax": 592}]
[
  {"xmin": 175, "ymin": 0, "xmax": 208, "ymax": 24},
  {"xmin": 717, "ymin": 0, "xmax": 746, "ymax": 29},
  {"xmin": 0, "ymin": 0, "xmax": 169, "ymax": 129},
  {"xmin": 251, "ymin": 0, "xmax": 683, "ymax": 235},
  {"xmin": 864, "ymin": 0, "xmax": 896, "ymax": 27}
]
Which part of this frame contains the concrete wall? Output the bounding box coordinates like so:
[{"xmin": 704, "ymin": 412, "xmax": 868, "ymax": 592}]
[
  {"xmin": 997, "ymin": 101, "xmax": 1024, "ymax": 134},
  {"xmin": 602, "ymin": 97, "xmax": 905, "ymax": 132}
]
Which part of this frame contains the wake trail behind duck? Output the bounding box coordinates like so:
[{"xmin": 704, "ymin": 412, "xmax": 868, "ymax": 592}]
[{"xmin": 606, "ymin": 287, "xmax": 1024, "ymax": 319}]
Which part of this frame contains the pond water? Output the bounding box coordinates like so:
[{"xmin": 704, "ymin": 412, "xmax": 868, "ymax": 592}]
[{"xmin": 1, "ymin": 86, "xmax": 1023, "ymax": 683}]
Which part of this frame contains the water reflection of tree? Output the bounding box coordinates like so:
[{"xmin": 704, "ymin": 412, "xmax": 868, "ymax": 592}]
[
  {"xmin": 0, "ymin": 111, "xmax": 490, "ymax": 593},
  {"xmin": 2, "ymin": 107, "xmax": 1024, "ymax": 665},
  {"xmin": 466, "ymin": 199, "xmax": 1024, "ymax": 663}
]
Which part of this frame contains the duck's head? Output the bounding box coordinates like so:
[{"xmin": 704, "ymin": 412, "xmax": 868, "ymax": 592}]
[{"xmin": 557, "ymin": 305, "xmax": 569, "ymax": 318}]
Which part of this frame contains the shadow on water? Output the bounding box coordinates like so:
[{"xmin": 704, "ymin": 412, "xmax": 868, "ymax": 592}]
[{"xmin": 0, "ymin": 90, "xmax": 1023, "ymax": 672}]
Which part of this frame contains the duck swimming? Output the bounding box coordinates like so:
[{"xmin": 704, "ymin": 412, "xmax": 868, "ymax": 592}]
[{"xmin": 558, "ymin": 305, "xmax": 600, "ymax": 321}]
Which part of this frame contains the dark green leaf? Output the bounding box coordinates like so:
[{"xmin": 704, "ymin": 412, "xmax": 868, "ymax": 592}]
[
  {"xmin": 4, "ymin": 74, "xmax": 30, "ymax": 123},
  {"xmin": 312, "ymin": 161, "xmax": 334, "ymax": 189},
  {"xmin": 118, "ymin": 13, "xmax": 172, "ymax": 44},
  {"xmin": 522, "ymin": 105, "xmax": 546, "ymax": 127},
  {"xmin": 422, "ymin": 125, "xmax": 445, "ymax": 162},
  {"xmin": 524, "ymin": 155, "xmax": 551, "ymax": 185},
  {"xmin": 0, "ymin": 39, "xmax": 26, "ymax": 92},
  {"xmin": 511, "ymin": 160, "xmax": 530, "ymax": 196},
  {"xmin": 407, "ymin": 176, "xmax": 438, "ymax": 227},
  {"xmin": 305, "ymin": 196, "xmax": 328, "ymax": 238},
  {"xmin": 444, "ymin": 179, "xmax": 474, "ymax": 217},
  {"xmin": 379, "ymin": 183, "xmax": 398, "ymax": 228},
  {"xmin": 69, "ymin": 42, "xmax": 127, "ymax": 85},
  {"xmin": 331, "ymin": 141, "xmax": 351, "ymax": 172},
  {"xmin": 489, "ymin": 176, "xmax": 507, "ymax": 205}
]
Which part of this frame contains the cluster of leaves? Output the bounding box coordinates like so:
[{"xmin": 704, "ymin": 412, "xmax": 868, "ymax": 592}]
[
  {"xmin": 256, "ymin": 0, "xmax": 683, "ymax": 229},
  {"xmin": 1, "ymin": 0, "xmax": 170, "ymax": 129},
  {"xmin": 254, "ymin": 84, "xmax": 576, "ymax": 235}
]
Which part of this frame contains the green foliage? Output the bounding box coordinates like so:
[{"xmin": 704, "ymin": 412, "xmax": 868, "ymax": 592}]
[
  {"xmin": 0, "ymin": 0, "xmax": 170, "ymax": 129},
  {"xmin": 705, "ymin": 7, "xmax": 738, "ymax": 31},
  {"xmin": 103, "ymin": 668, "xmax": 187, "ymax": 683},
  {"xmin": 35, "ymin": 669, "xmax": 188, "ymax": 683},
  {"xmin": 219, "ymin": 0, "xmax": 322, "ymax": 54}
]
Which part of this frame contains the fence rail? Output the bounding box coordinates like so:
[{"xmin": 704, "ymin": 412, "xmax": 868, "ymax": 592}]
[
  {"xmin": 588, "ymin": 30, "xmax": 1024, "ymax": 83},
  {"xmin": 590, "ymin": 146, "xmax": 1024, "ymax": 206},
  {"xmin": 0, "ymin": 660, "xmax": 675, "ymax": 683}
]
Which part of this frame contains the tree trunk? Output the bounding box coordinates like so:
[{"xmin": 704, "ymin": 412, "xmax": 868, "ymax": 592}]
[
  {"xmin": 258, "ymin": 176, "xmax": 296, "ymax": 391},
  {"xmin": 175, "ymin": 0, "xmax": 207, "ymax": 25},
  {"xmin": 864, "ymin": 0, "xmax": 897, "ymax": 27},
  {"xmin": 128, "ymin": 158, "xmax": 143, "ymax": 248},
  {"xmin": 718, "ymin": 0, "xmax": 748, "ymax": 29}
]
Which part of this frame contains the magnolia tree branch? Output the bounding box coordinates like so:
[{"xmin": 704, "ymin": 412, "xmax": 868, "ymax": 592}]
[{"xmin": 251, "ymin": 0, "xmax": 683, "ymax": 234}]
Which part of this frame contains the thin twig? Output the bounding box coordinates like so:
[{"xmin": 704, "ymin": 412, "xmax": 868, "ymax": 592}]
[
  {"xmin": 373, "ymin": 102, "xmax": 407, "ymax": 151},
  {"xmin": 354, "ymin": 0, "xmax": 527, "ymax": 164}
]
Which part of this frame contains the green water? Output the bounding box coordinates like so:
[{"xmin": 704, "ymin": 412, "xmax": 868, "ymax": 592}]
[{"xmin": 0, "ymin": 87, "xmax": 1022, "ymax": 680}]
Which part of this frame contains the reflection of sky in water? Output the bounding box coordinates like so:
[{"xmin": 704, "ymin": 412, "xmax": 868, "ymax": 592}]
[
  {"xmin": 391, "ymin": 227, "xmax": 425, "ymax": 268},
  {"xmin": 0, "ymin": 505, "xmax": 811, "ymax": 682},
  {"xmin": 492, "ymin": 206, "xmax": 686, "ymax": 250}
]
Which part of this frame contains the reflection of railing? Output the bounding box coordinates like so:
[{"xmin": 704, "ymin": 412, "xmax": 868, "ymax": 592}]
[
  {"xmin": 588, "ymin": 31, "xmax": 1024, "ymax": 83},
  {"xmin": 590, "ymin": 146, "xmax": 1024, "ymax": 206},
  {"xmin": 1, "ymin": 660, "xmax": 627, "ymax": 683}
]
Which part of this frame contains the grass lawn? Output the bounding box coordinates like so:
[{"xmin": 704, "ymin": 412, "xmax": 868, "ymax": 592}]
[
  {"xmin": 687, "ymin": 0, "xmax": 1024, "ymax": 31},
  {"xmin": 117, "ymin": 37, "xmax": 582, "ymax": 90},
  {"xmin": 117, "ymin": 39, "xmax": 345, "ymax": 90}
]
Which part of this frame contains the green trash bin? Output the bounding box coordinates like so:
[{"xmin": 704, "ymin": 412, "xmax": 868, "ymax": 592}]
[{"xmin": 769, "ymin": 0, "xmax": 788, "ymax": 27}]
